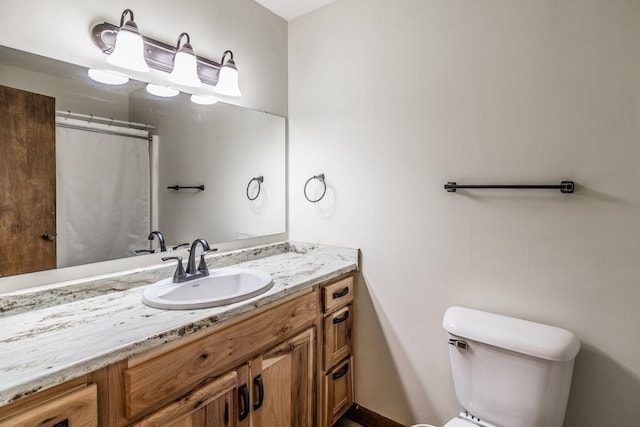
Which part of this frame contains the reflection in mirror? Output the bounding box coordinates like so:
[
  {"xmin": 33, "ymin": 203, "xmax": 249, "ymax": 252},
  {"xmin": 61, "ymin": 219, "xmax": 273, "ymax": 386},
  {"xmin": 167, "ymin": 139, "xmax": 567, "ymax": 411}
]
[{"xmin": 0, "ymin": 46, "xmax": 285, "ymax": 279}]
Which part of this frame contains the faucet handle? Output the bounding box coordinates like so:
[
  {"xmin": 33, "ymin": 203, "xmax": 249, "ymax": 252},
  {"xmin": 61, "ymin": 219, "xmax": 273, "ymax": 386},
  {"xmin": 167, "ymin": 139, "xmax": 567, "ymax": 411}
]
[
  {"xmin": 162, "ymin": 256, "xmax": 187, "ymax": 283},
  {"xmin": 197, "ymin": 248, "xmax": 218, "ymax": 275}
]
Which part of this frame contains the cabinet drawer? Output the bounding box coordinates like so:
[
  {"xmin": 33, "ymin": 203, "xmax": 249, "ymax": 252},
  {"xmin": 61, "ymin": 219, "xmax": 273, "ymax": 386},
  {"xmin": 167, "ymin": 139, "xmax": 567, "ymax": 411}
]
[
  {"xmin": 322, "ymin": 276, "xmax": 353, "ymax": 313},
  {"xmin": 0, "ymin": 384, "xmax": 97, "ymax": 427},
  {"xmin": 323, "ymin": 357, "xmax": 354, "ymax": 427},
  {"xmin": 124, "ymin": 291, "xmax": 317, "ymax": 419},
  {"xmin": 323, "ymin": 304, "xmax": 353, "ymax": 371}
]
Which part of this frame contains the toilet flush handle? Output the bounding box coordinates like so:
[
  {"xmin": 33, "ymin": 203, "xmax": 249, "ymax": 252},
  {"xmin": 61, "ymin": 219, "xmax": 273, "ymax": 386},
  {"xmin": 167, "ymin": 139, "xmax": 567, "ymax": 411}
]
[{"xmin": 448, "ymin": 338, "xmax": 468, "ymax": 350}]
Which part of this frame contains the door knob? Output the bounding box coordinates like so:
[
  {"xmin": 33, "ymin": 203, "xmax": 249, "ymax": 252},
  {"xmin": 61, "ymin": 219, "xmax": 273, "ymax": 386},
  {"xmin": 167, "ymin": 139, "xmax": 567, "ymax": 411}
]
[{"xmin": 42, "ymin": 232, "xmax": 57, "ymax": 241}]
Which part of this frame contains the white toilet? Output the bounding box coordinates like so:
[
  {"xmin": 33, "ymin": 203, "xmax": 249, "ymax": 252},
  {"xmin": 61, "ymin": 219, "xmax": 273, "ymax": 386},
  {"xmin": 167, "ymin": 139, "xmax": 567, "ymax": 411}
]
[{"xmin": 416, "ymin": 306, "xmax": 580, "ymax": 427}]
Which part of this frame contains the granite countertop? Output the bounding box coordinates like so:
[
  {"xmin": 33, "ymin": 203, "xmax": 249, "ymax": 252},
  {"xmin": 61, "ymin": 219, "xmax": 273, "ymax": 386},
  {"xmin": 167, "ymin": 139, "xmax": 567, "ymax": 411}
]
[{"xmin": 0, "ymin": 242, "xmax": 358, "ymax": 406}]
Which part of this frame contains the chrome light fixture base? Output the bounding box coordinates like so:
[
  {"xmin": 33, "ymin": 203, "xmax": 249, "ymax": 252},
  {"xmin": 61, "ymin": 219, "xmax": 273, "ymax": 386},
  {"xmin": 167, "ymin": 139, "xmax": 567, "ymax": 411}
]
[{"xmin": 92, "ymin": 22, "xmax": 224, "ymax": 86}]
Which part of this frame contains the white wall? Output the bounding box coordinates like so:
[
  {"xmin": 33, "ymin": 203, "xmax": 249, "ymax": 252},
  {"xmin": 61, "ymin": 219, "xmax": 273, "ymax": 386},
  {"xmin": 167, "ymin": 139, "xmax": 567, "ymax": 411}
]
[{"xmin": 289, "ymin": 0, "xmax": 640, "ymax": 425}]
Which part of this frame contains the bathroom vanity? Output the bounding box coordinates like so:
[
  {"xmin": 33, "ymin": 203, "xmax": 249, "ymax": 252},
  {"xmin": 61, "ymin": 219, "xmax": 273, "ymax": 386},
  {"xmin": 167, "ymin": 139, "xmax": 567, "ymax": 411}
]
[{"xmin": 0, "ymin": 242, "xmax": 357, "ymax": 427}]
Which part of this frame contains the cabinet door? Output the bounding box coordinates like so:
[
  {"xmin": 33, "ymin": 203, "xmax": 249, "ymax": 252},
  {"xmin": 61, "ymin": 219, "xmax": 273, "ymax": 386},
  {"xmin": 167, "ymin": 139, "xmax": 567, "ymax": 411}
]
[
  {"xmin": 249, "ymin": 328, "xmax": 315, "ymax": 427},
  {"xmin": 323, "ymin": 356, "xmax": 354, "ymax": 427},
  {"xmin": 204, "ymin": 388, "xmax": 235, "ymax": 427},
  {"xmin": 133, "ymin": 371, "xmax": 237, "ymax": 427},
  {"xmin": 323, "ymin": 304, "xmax": 353, "ymax": 371},
  {"xmin": 0, "ymin": 384, "xmax": 97, "ymax": 427}
]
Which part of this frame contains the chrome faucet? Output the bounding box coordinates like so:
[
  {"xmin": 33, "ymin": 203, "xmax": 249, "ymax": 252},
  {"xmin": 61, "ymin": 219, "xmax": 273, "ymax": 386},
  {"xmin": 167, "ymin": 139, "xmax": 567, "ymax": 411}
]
[
  {"xmin": 148, "ymin": 231, "xmax": 167, "ymax": 252},
  {"xmin": 163, "ymin": 238, "xmax": 217, "ymax": 283},
  {"xmin": 186, "ymin": 238, "xmax": 213, "ymax": 275}
]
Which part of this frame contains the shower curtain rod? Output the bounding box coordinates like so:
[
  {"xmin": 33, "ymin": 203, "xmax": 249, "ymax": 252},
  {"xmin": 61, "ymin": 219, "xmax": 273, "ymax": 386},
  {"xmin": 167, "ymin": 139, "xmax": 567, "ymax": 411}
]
[
  {"xmin": 55, "ymin": 110, "xmax": 155, "ymax": 130},
  {"xmin": 55, "ymin": 121, "xmax": 152, "ymax": 141}
]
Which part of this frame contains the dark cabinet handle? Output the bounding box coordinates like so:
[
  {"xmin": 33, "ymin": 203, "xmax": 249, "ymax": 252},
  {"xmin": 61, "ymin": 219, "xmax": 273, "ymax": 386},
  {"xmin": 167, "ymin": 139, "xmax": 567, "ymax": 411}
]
[
  {"xmin": 332, "ymin": 363, "xmax": 349, "ymax": 380},
  {"xmin": 333, "ymin": 310, "xmax": 350, "ymax": 324},
  {"xmin": 238, "ymin": 384, "xmax": 250, "ymax": 421},
  {"xmin": 253, "ymin": 374, "xmax": 264, "ymax": 410},
  {"xmin": 332, "ymin": 287, "xmax": 349, "ymax": 299},
  {"xmin": 224, "ymin": 400, "xmax": 229, "ymax": 424},
  {"xmin": 53, "ymin": 421, "xmax": 69, "ymax": 427}
]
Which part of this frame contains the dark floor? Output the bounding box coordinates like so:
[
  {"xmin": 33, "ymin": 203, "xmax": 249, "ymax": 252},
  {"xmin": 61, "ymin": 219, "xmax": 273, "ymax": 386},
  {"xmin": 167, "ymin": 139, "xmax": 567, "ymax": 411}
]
[{"xmin": 334, "ymin": 417, "xmax": 365, "ymax": 427}]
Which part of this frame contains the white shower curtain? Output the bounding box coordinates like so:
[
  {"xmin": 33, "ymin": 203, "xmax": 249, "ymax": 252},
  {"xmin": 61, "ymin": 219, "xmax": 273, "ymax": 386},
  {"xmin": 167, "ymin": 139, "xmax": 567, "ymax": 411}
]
[{"xmin": 56, "ymin": 122, "xmax": 150, "ymax": 268}]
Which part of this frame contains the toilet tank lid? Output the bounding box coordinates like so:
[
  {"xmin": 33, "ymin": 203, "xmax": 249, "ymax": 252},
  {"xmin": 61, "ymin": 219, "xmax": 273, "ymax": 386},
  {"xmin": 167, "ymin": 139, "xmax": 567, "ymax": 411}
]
[{"xmin": 443, "ymin": 306, "xmax": 580, "ymax": 361}]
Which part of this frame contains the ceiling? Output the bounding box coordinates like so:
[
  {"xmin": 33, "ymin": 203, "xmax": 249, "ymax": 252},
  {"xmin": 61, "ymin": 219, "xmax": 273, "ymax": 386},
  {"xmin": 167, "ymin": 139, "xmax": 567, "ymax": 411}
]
[{"xmin": 254, "ymin": 0, "xmax": 338, "ymax": 21}]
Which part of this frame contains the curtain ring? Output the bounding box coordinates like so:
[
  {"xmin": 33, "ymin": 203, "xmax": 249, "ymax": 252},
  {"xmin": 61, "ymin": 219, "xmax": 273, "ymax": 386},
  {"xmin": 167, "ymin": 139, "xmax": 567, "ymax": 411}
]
[
  {"xmin": 246, "ymin": 176, "xmax": 264, "ymax": 200},
  {"xmin": 304, "ymin": 174, "xmax": 326, "ymax": 203}
]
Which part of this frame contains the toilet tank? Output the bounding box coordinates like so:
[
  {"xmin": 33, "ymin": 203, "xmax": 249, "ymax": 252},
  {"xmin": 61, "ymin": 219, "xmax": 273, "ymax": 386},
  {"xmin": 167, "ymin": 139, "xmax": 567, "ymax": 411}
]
[{"xmin": 442, "ymin": 307, "xmax": 580, "ymax": 427}]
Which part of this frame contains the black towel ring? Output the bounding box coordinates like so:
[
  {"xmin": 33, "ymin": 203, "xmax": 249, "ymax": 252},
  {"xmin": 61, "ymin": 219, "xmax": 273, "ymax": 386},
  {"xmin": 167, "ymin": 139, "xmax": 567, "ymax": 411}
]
[
  {"xmin": 304, "ymin": 174, "xmax": 326, "ymax": 203},
  {"xmin": 246, "ymin": 176, "xmax": 264, "ymax": 200}
]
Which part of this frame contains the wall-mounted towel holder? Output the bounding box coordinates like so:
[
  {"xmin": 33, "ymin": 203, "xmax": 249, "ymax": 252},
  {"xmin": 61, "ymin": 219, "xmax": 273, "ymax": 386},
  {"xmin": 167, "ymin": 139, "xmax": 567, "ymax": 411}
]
[
  {"xmin": 167, "ymin": 185, "xmax": 205, "ymax": 191},
  {"xmin": 246, "ymin": 176, "xmax": 264, "ymax": 200},
  {"xmin": 304, "ymin": 174, "xmax": 326, "ymax": 202},
  {"xmin": 444, "ymin": 181, "xmax": 574, "ymax": 193}
]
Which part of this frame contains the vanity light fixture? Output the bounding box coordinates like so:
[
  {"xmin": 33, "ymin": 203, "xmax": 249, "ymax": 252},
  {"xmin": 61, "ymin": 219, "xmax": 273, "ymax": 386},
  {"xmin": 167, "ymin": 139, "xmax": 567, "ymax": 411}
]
[
  {"xmin": 146, "ymin": 84, "xmax": 179, "ymax": 97},
  {"xmin": 168, "ymin": 33, "xmax": 202, "ymax": 88},
  {"xmin": 106, "ymin": 9, "xmax": 149, "ymax": 72},
  {"xmin": 214, "ymin": 50, "xmax": 241, "ymax": 97},
  {"xmin": 91, "ymin": 12, "xmax": 242, "ymax": 98},
  {"xmin": 88, "ymin": 68, "xmax": 129, "ymax": 85}
]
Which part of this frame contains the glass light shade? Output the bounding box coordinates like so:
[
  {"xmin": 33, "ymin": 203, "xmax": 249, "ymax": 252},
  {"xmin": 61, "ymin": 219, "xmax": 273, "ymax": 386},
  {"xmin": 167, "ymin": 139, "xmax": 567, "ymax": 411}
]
[
  {"xmin": 190, "ymin": 94, "xmax": 219, "ymax": 105},
  {"xmin": 215, "ymin": 65, "xmax": 241, "ymax": 97},
  {"xmin": 146, "ymin": 84, "xmax": 179, "ymax": 97},
  {"xmin": 88, "ymin": 69, "xmax": 129, "ymax": 85},
  {"xmin": 169, "ymin": 48, "xmax": 201, "ymax": 88},
  {"xmin": 107, "ymin": 22, "xmax": 149, "ymax": 72}
]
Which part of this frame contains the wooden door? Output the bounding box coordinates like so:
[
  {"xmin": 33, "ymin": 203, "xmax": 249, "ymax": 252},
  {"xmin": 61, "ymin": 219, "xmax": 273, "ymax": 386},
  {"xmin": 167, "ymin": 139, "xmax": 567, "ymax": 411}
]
[
  {"xmin": 250, "ymin": 328, "xmax": 315, "ymax": 427},
  {"xmin": 0, "ymin": 85, "xmax": 56, "ymax": 277}
]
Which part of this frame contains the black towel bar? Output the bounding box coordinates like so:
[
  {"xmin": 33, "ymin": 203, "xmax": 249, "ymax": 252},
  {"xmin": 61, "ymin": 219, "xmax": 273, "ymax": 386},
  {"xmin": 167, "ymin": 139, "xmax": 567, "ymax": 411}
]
[
  {"xmin": 444, "ymin": 181, "xmax": 574, "ymax": 193},
  {"xmin": 167, "ymin": 185, "xmax": 205, "ymax": 191}
]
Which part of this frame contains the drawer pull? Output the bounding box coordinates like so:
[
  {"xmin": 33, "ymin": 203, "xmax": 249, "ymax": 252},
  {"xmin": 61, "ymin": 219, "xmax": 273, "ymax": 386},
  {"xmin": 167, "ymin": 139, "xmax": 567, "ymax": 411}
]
[
  {"xmin": 253, "ymin": 374, "xmax": 264, "ymax": 410},
  {"xmin": 53, "ymin": 421, "xmax": 69, "ymax": 427},
  {"xmin": 332, "ymin": 363, "xmax": 349, "ymax": 380},
  {"xmin": 332, "ymin": 287, "xmax": 350, "ymax": 299},
  {"xmin": 238, "ymin": 384, "xmax": 250, "ymax": 421},
  {"xmin": 224, "ymin": 400, "xmax": 229, "ymax": 424},
  {"xmin": 332, "ymin": 311, "xmax": 350, "ymax": 324}
]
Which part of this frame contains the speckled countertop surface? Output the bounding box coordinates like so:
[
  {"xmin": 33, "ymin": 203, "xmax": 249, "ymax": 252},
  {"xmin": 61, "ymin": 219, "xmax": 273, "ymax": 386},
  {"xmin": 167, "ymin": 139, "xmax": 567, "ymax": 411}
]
[{"xmin": 0, "ymin": 242, "xmax": 358, "ymax": 406}]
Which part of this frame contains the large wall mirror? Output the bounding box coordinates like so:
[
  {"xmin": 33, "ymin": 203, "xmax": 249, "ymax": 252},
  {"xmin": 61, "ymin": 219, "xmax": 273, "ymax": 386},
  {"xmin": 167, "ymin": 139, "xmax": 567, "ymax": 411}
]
[{"xmin": 0, "ymin": 45, "xmax": 286, "ymax": 281}]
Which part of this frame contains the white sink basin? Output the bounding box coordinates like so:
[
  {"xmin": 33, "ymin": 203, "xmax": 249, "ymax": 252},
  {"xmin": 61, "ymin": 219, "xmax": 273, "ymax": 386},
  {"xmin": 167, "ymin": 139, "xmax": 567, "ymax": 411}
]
[{"xmin": 142, "ymin": 268, "xmax": 273, "ymax": 310}]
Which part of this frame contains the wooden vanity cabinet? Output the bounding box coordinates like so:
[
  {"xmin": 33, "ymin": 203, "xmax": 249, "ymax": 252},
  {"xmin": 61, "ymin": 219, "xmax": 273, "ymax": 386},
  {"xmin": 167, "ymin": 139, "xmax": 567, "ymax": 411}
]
[
  {"xmin": 320, "ymin": 275, "xmax": 355, "ymax": 427},
  {"xmin": 0, "ymin": 273, "xmax": 356, "ymax": 427},
  {"xmin": 120, "ymin": 290, "xmax": 317, "ymax": 427}
]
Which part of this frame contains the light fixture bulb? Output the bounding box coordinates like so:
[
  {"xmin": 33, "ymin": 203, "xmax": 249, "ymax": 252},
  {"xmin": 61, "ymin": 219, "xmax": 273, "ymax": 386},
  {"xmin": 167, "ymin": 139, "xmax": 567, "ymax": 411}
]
[
  {"xmin": 214, "ymin": 51, "xmax": 241, "ymax": 97},
  {"xmin": 88, "ymin": 69, "xmax": 129, "ymax": 85},
  {"xmin": 169, "ymin": 33, "xmax": 201, "ymax": 88},
  {"xmin": 146, "ymin": 84, "xmax": 179, "ymax": 97},
  {"xmin": 190, "ymin": 94, "xmax": 219, "ymax": 105},
  {"xmin": 107, "ymin": 11, "xmax": 149, "ymax": 72}
]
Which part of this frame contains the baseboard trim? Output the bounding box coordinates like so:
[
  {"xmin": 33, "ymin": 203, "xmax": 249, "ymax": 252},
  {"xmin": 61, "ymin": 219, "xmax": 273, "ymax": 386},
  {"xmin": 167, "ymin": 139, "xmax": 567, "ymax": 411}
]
[{"xmin": 345, "ymin": 403, "xmax": 405, "ymax": 427}]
